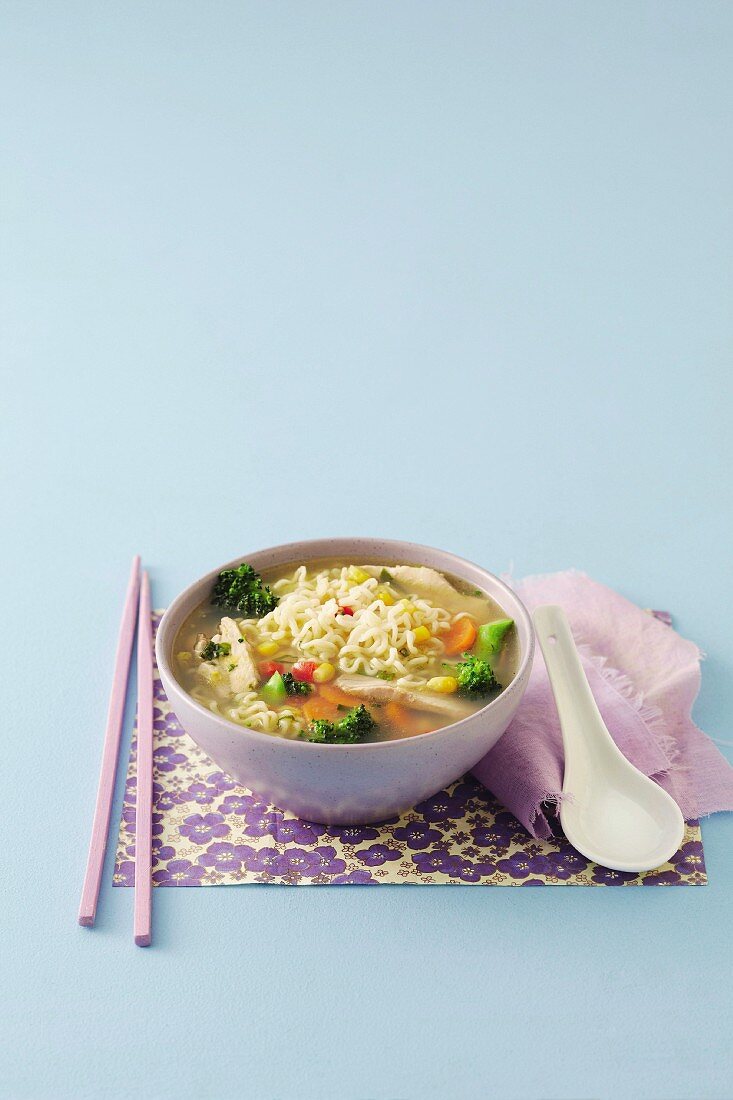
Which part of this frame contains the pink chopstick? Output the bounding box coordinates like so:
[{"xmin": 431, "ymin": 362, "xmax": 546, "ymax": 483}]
[
  {"xmin": 78, "ymin": 555, "xmax": 142, "ymax": 926},
  {"xmin": 134, "ymin": 570, "xmax": 154, "ymax": 947}
]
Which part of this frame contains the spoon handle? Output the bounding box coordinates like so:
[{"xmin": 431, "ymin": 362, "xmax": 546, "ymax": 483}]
[{"xmin": 533, "ymin": 604, "xmax": 615, "ymax": 788}]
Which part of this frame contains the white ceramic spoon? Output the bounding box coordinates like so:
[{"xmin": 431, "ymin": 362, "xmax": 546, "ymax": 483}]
[{"xmin": 533, "ymin": 604, "xmax": 685, "ymax": 872}]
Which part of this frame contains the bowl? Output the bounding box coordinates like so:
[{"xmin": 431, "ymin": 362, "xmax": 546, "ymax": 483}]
[{"xmin": 156, "ymin": 538, "xmax": 535, "ymax": 824}]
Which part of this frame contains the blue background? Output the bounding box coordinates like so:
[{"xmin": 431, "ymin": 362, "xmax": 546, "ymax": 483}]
[{"xmin": 3, "ymin": 4, "xmax": 732, "ymax": 1098}]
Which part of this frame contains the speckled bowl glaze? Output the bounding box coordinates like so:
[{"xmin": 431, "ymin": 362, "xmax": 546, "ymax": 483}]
[{"xmin": 156, "ymin": 539, "xmax": 535, "ymax": 824}]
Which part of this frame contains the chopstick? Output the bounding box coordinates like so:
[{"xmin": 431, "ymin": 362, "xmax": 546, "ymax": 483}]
[
  {"xmin": 134, "ymin": 571, "xmax": 154, "ymax": 946},
  {"xmin": 78, "ymin": 555, "xmax": 142, "ymax": 926}
]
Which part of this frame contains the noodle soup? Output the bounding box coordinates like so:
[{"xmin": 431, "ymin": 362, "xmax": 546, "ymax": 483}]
[{"xmin": 173, "ymin": 559, "xmax": 520, "ymax": 744}]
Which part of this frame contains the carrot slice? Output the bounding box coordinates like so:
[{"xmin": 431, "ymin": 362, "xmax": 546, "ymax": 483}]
[
  {"xmin": 384, "ymin": 701, "xmax": 438, "ymax": 737},
  {"xmin": 442, "ymin": 616, "xmax": 477, "ymax": 656},
  {"xmin": 409, "ymin": 714, "xmax": 439, "ymax": 736},
  {"xmin": 384, "ymin": 701, "xmax": 438, "ymax": 739},
  {"xmin": 302, "ymin": 696, "xmax": 340, "ymax": 723},
  {"xmin": 384, "ymin": 701, "xmax": 409, "ymax": 726},
  {"xmin": 318, "ymin": 683, "xmax": 362, "ymax": 708}
]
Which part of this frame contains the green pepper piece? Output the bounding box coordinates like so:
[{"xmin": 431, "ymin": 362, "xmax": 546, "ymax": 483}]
[
  {"xmin": 261, "ymin": 671, "xmax": 287, "ymax": 706},
  {"xmin": 474, "ymin": 619, "xmax": 514, "ymax": 663}
]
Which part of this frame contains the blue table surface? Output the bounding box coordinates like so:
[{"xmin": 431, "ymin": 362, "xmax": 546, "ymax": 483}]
[{"xmin": 3, "ymin": 4, "xmax": 732, "ymax": 1098}]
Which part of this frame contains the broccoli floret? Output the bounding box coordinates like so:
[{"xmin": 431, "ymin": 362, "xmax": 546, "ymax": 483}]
[
  {"xmin": 200, "ymin": 640, "xmax": 231, "ymax": 662},
  {"xmin": 455, "ymin": 653, "xmax": 499, "ymax": 696},
  {"xmin": 336, "ymin": 704, "xmax": 376, "ymax": 741},
  {"xmin": 282, "ymin": 672, "xmax": 312, "ymax": 697},
  {"xmin": 211, "ymin": 563, "xmax": 279, "ymax": 618},
  {"xmin": 305, "ymin": 704, "xmax": 376, "ymax": 744},
  {"xmin": 306, "ymin": 719, "xmax": 335, "ymax": 743}
]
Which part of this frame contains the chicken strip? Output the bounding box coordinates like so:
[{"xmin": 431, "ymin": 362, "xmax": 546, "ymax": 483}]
[
  {"xmin": 216, "ymin": 617, "xmax": 259, "ymax": 693},
  {"xmin": 388, "ymin": 565, "xmax": 488, "ymax": 618},
  {"xmin": 335, "ymin": 674, "xmax": 475, "ymax": 720}
]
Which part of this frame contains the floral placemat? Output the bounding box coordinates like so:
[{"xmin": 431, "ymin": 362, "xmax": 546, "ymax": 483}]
[{"xmin": 113, "ymin": 614, "xmax": 706, "ymax": 888}]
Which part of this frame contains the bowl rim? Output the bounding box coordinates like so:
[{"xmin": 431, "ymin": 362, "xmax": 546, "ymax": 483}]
[{"xmin": 156, "ymin": 537, "xmax": 535, "ymax": 751}]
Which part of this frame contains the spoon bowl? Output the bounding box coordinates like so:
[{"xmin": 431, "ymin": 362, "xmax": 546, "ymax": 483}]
[{"xmin": 534, "ymin": 604, "xmax": 685, "ymax": 873}]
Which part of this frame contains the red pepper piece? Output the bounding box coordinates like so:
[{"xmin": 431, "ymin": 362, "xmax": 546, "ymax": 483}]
[
  {"xmin": 292, "ymin": 660, "xmax": 318, "ymax": 682},
  {"xmin": 259, "ymin": 661, "xmax": 284, "ymax": 679}
]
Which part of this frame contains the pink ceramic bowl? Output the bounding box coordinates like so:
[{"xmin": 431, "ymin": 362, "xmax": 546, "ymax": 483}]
[{"xmin": 156, "ymin": 538, "xmax": 535, "ymax": 824}]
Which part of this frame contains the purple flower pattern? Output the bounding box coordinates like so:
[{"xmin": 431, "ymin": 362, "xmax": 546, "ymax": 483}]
[
  {"xmin": 592, "ymin": 866, "xmax": 640, "ymax": 886},
  {"xmin": 152, "ymin": 859, "xmax": 206, "ymax": 887},
  {"xmin": 392, "ymin": 822, "xmax": 443, "ymax": 850},
  {"xmin": 672, "ymin": 840, "xmax": 705, "ymax": 875},
  {"xmin": 153, "ymin": 744, "xmax": 188, "ymax": 772},
  {"xmin": 355, "ymin": 844, "xmax": 402, "ymax": 867},
  {"xmin": 327, "ymin": 824, "xmax": 379, "ymax": 845},
  {"xmin": 113, "ymin": 616, "xmax": 708, "ymax": 889},
  {"xmin": 179, "ymin": 813, "xmax": 229, "ymax": 844},
  {"xmin": 218, "ymin": 793, "xmax": 264, "ymax": 817},
  {"xmin": 198, "ymin": 842, "xmax": 248, "ymax": 873}
]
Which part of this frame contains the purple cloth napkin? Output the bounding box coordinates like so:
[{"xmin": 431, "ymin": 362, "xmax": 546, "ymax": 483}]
[{"xmin": 472, "ymin": 570, "xmax": 733, "ymax": 839}]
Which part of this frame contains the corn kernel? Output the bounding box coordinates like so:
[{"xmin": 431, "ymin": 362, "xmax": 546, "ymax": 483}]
[
  {"xmin": 313, "ymin": 662, "xmax": 336, "ymax": 683},
  {"xmin": 426, "ymin": 675, "xmax": 459, "ymax": 694},
  {"xmin": 413, "ymin": 625, "xmax": 431, "ymax": 643},
  {"xmin": 376, "ymin": 589, "xmax": 394, "ymax": 605},
  {"xmin": 400, "ymin": 600, "xmax": 416, "ymax": 614},
  {"xmin": 257, "ymin": 640, "xmax": 279, "ymax": 656},
  {"xmin": 176, "ymin": 651, "xmax": 192, "ymax": 663},
  {"xmin": 348, "ymin": 566, "xmax": 370, "ymax": 584}
]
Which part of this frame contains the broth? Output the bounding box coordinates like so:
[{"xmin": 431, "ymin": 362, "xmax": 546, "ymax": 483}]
[{"xmin": 173, "ymin": 559, "xmax": 520, "ymax": 744}]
